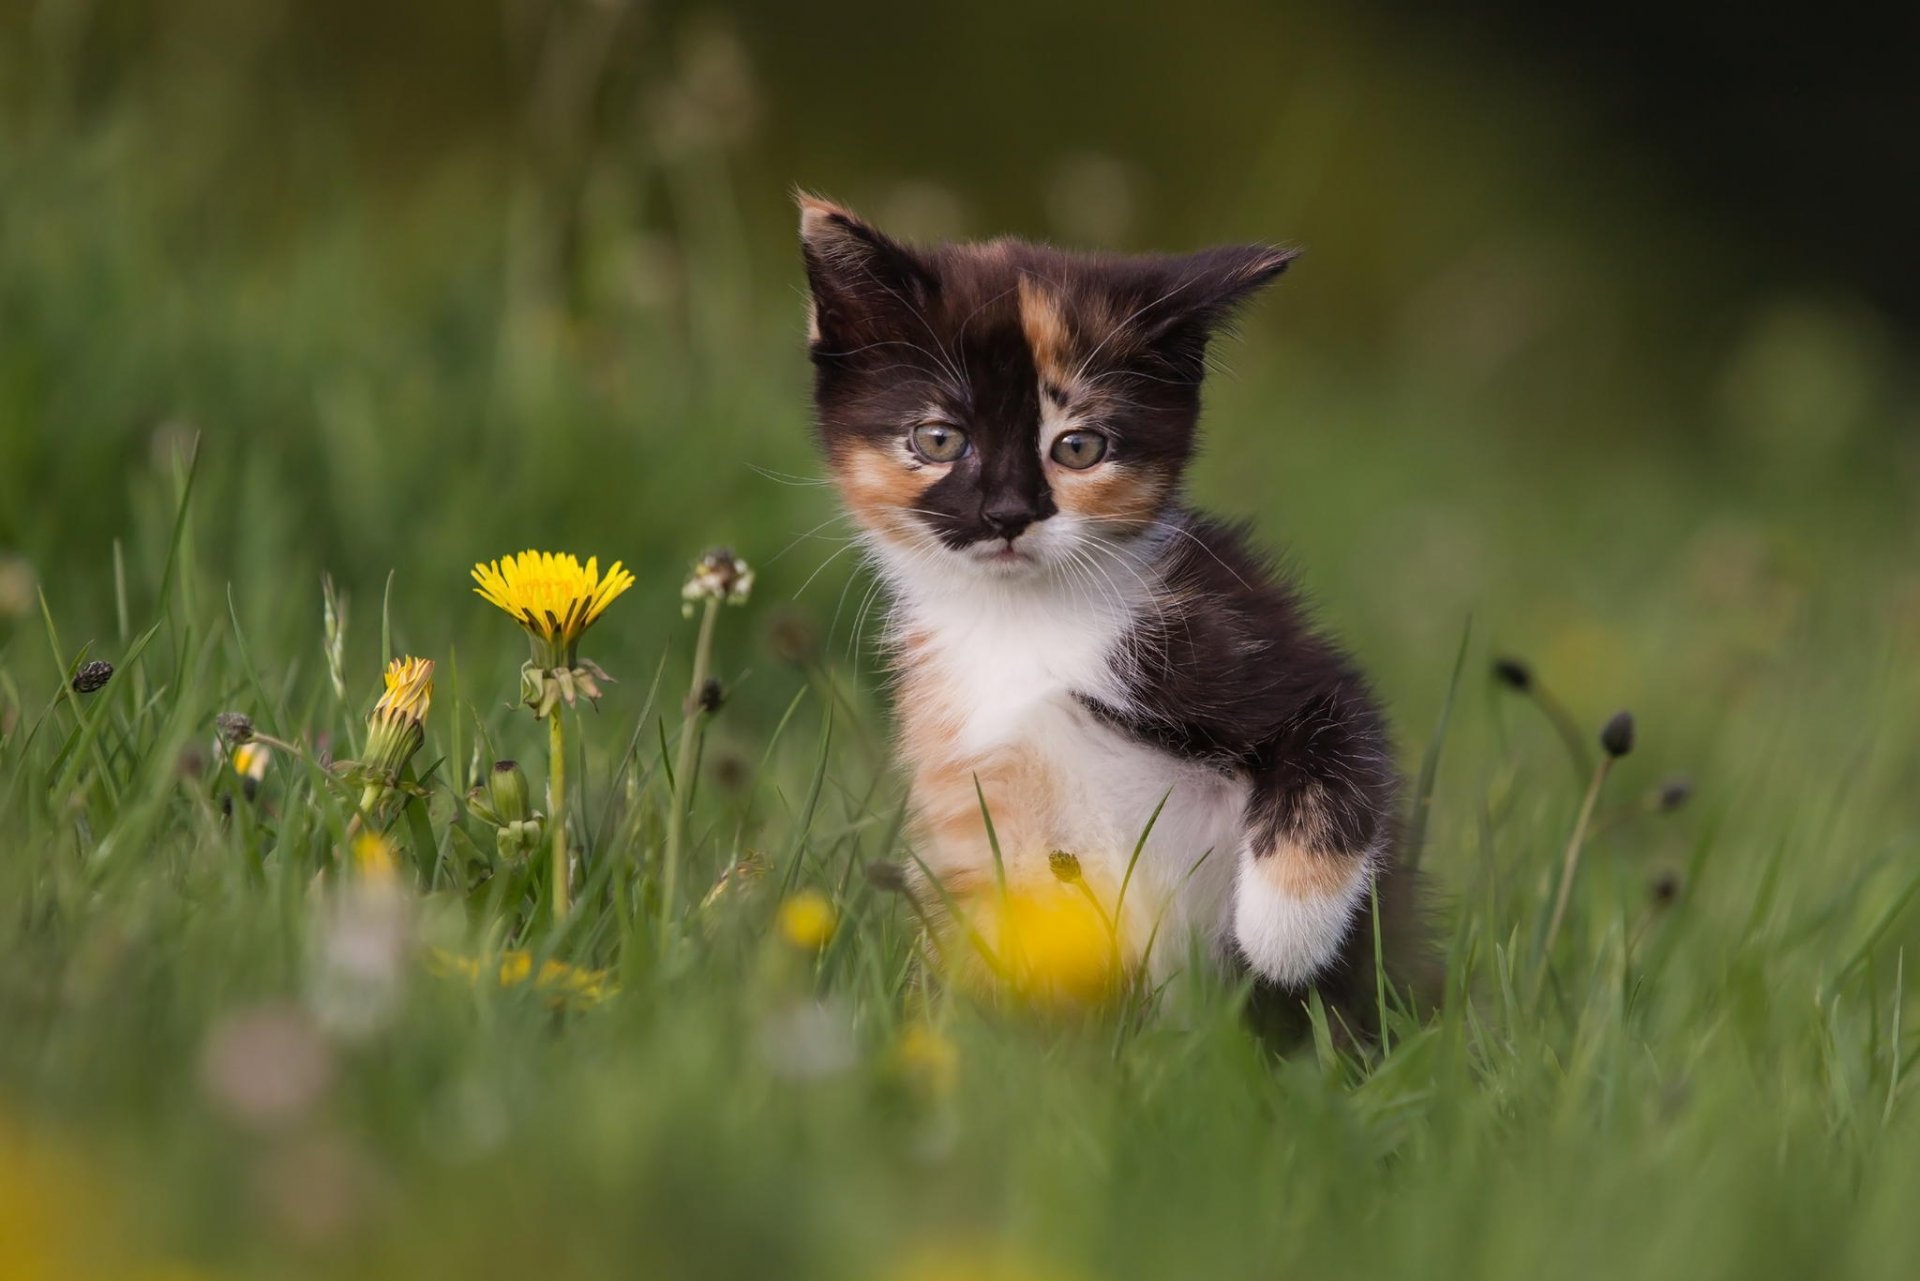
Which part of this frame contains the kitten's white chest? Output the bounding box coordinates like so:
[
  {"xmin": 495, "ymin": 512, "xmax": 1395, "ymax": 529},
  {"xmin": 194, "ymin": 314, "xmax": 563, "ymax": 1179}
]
[{"xmin": 893, "ymin": 576, "xmax": 1247, "ymax": 956}]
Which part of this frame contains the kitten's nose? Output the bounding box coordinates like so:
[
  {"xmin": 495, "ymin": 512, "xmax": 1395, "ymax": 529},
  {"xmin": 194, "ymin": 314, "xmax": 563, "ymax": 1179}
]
[{"xmin": 981, "ymin": 497, "xmax": 1040, "ymax": 541}]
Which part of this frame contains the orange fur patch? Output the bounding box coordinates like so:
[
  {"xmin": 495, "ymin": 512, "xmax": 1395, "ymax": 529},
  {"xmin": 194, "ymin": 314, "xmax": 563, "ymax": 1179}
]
[
  {"xmin": 893, "ymin": 636, "xmax": 1061, "ymax": 895},
  {"xmin": 1050, "ymin": 463, "xmax": 1172, "ymax": 534},
  {"xmin": 1248, "ymin": 785, "xmax": 1366, "ymax": 899},
  {"xmin": 829, "ymin": 444, "xmax": 929, "ymax": 536},
  {"xmin": 1250, "ymin": 839, "xmax": 1364, "ymax": 900},
  {"xmin": 1018, "ymin": 277, "xmax": 1073, "ymax": 387}
]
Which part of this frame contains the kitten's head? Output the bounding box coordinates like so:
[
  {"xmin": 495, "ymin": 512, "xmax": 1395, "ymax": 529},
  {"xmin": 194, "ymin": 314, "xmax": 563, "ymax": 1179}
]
[{"xmin": 798, "ymin": 194, "xmax": 1294, "ymax": 582}]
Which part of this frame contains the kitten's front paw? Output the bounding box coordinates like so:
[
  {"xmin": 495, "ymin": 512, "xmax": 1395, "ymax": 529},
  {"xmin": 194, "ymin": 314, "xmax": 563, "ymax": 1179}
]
[{"xmin": 1231, "ymin": 841, "xmax": 1374, "ymax": 988}]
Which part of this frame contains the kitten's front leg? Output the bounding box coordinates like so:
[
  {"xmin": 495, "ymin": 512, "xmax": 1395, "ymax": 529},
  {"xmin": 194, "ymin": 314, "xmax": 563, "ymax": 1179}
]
[{"xmin": 1230, "ymin": 691, "xmax": 1396, "ymax": 989}]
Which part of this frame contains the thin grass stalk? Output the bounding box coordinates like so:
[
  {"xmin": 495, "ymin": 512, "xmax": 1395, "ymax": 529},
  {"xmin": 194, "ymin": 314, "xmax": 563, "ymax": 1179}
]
[
  {"xmin": 661, "ymin": 595, "xmax": 720, "ymax": 943},
  {"xmin": 1535, "ymin": 754, "xmax": 1614, "ymax": 998}
]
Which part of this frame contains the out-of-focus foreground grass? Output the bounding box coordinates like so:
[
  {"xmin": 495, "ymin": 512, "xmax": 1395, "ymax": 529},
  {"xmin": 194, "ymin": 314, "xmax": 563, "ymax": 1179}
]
[{"xmin": 4, "ymin": 4, "xmax": 1920, "ymax": 1278}]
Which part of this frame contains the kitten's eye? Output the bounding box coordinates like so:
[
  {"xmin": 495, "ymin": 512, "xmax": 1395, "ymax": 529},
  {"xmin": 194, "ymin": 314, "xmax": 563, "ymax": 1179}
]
[
  {"xmin": 909, "ymin": 423, "xmax": 970, "ymax": 463},
  {"xmin": 1049, "ymin": 430, "xmax": 1109, "ymax": 470}
]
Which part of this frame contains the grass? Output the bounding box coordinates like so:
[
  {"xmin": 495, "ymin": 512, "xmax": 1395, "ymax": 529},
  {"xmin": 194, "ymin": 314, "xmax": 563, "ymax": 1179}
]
[{"xmin": 6, "ymin": 44, "xmax": 1920, "ymax": 1281}]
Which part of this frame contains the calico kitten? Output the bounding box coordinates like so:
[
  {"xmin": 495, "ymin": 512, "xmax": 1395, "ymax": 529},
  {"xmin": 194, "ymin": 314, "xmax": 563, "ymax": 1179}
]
[{"xmin": 798, "ymin": 194, "xmax": 1430, "ymax": 1039}]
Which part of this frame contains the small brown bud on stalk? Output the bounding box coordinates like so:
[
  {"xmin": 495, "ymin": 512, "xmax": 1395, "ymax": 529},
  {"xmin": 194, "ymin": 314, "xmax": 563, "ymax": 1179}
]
[
  {"xmin": 1600, "ymin": 710, "xmax": 1636, "ymax": 758},
  {"xmin": 1048, "ymin": 849, "xmax": 1084, "ymax": 884},
  {"xmin": 1491, "ymin": 657, "xmax": 1533, "ymax": 692},
  {"xmin": 1655, "ymin": 776, "xmax": 1693, "ymax": 812},
  {"xmin": 863, "ymin": 860, "xmax": 946, "ymax": 962},
  {"xmin": 71, "ymin": 660, "xmax": 114, "ymax": 694},
  {"xmin": 865, "ymin": 861, "xmax": 910, "ymax": 894},
  {"xmin": 1490, "ymin": 654, "xmax": 1593, "ymax": 780},
  {"xmin": 1535, "ymin": 707, "xmax": 1641, "ymax": 1000}
]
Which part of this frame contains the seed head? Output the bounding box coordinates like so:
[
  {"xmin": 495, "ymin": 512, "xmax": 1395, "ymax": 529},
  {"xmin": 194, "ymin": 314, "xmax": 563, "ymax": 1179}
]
[
  {"xmin": 1600, "ymin": 710, "xmax": 1636, "ymax": 759},
  {"xmin": 681, "ymin": 546, "xmax": 754, "ymax": 611},
  {"xmin": 1491, "ymin": 656, "xmax": 1533, "ymax": 692},
  {"xmin": 71, "ymin": 660, "xmax": 114, "ymax": 694}
]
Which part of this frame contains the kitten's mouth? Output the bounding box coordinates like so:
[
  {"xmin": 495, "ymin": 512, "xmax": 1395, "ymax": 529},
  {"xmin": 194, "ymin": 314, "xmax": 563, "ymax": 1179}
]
[{"xmin": 968, "ymin": 539, "xmax": 1035, "ymax": 568}]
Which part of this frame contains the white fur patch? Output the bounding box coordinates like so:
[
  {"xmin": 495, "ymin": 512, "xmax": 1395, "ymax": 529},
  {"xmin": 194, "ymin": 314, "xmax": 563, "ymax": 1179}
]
[
  {"xmin": 1230, "ymin": 842, "xmax": 1377, "ymax": 988},
  {"xmin": 872, "ymin": 529, "xmax": 1247, "ymax": 972}
]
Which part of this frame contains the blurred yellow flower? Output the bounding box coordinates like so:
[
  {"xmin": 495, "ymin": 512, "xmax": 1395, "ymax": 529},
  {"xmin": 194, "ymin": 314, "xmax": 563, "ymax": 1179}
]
[
  {"xmin": 350, "ymin": 831, "xmax": 399, "ymax": 884},
  {"xmin": 230, "ymin": 741, "xmax": 271, "ymax": 782},
  {"xmin": 893, "ymin": 1021, "xmax": 958, "ymax": 1093},
  {"xmin": 777, "ymin": 890, "xmax": 837, "ymax": 951},
  {"xmin": 428, "ymin": 947, "xmax": 615, "ymax": 1009},
  {"xmin": 887, "ymin": 1242, "xmax": 1081, "ymax": 1281},
  {"xmin": 0, "ymin": 1109, "xmax": 219, "ymax": 1280},
  {"xmin": 471, "ymin": 550, "xmax": 634, "ymax": 660},
  {"xmin": 956, "ymin": 886, "xmax": 1121, "ymax": 1006}
]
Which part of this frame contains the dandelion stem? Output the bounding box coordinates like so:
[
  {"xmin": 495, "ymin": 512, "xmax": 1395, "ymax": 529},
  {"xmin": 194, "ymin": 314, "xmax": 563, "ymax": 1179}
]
[
  {"xmin": 662, "ymin": 596, "xmax": 719, "ymax": 946},
  {"xmin": 1535, "ymin": 755, "xmax": 1613, "ymax": 1000},
  {"xmin": 550, "ymin": 705, "xmax": 570, "ymax": 920}
]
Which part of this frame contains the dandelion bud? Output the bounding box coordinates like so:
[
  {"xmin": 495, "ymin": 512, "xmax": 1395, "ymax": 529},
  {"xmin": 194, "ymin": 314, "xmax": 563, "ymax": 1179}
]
[
  {"xmin": 1600, "ymin": 710, "xmax": 1636, "ymax": 759},
  {"xmin": 71, "ymin": 660, "xmax": 114, "ymax": 694},
  {"xmin": 1491, "ymin": 657, "xmax": 1533, "ymax": 692},
  {"xmin": 865, "ymin": 861, "xmax": 910, "ymax": 894},
  {"xmin": 682, "ymin": 545, "xmax": 755, "ymax": 608},
  {"xmin": 1048, "ymin": 849, "xmax": 1084, "ymax": 884},
  {"xmin": 215, "ymin": 712, "xmax": 256, "ymax": 745},
  {"xmin": 487, "ymin": 760, "xmax": 532, "ymax": 824},
  {"xmin": 362, "ymin": 657, "xmax": 434, "ymax": 783}
]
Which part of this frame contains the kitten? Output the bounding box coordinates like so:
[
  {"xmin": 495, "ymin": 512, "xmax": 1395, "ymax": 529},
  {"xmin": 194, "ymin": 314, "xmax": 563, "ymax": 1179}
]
[{"xmin": 798, "ymin": 194, "xmax": 1430, "ymax": 1039}]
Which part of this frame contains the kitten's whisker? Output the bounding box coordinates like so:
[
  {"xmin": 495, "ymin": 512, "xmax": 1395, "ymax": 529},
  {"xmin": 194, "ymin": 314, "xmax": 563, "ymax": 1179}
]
[
  {"xmin": 747, "ymin": 464, "xmax": 834, "ymax": 488},
  {"xmin": 793, "ymin": 537, "xmax": 864, "ymax": 600}
]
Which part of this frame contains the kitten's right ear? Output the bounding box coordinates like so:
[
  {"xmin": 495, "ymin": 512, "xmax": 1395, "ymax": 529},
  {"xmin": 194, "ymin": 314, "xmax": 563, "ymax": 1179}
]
[{"xmin": 795, "ymin": 191, "xmax": 937, "ymax": 356}]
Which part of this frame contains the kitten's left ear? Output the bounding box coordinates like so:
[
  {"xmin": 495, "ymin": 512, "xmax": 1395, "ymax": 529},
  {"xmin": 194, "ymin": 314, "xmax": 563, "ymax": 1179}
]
[
  {"xmin": 1138, "ymin": 243, "xmax": 1299, "ymax": 377},
  {"xmin": 795, "ymin": 191, "xmax": 938, "ymax": 358}
]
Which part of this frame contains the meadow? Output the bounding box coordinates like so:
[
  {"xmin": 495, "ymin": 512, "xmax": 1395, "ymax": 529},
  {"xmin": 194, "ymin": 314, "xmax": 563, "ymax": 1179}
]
[{"xmin": 6, "ymin": 7, "xmax": 1920, "ymax": 1278}]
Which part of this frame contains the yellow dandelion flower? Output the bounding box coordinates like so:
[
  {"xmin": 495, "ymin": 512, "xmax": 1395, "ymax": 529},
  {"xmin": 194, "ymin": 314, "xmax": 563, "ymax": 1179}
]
[
  {"xmin": 361, "ymin": 656, "xmax": 434, "ymax": 787},
  {"xmin": 428, "ymin": 947, "xmax": 615, "ymax": 1010},
  {"xmin": 777, "ymin": 890, "xmax": 837, "ymax": 951},
  {"xmin": 471, "ymin": 550, "xmax": 634, "ymax": 662}
]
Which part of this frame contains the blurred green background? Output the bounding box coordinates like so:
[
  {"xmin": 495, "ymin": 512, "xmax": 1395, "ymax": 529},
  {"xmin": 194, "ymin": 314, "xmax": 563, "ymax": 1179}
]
[{"xmin": 5, "ymin": 0, "xmax": 1915, "ymax": 713}]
